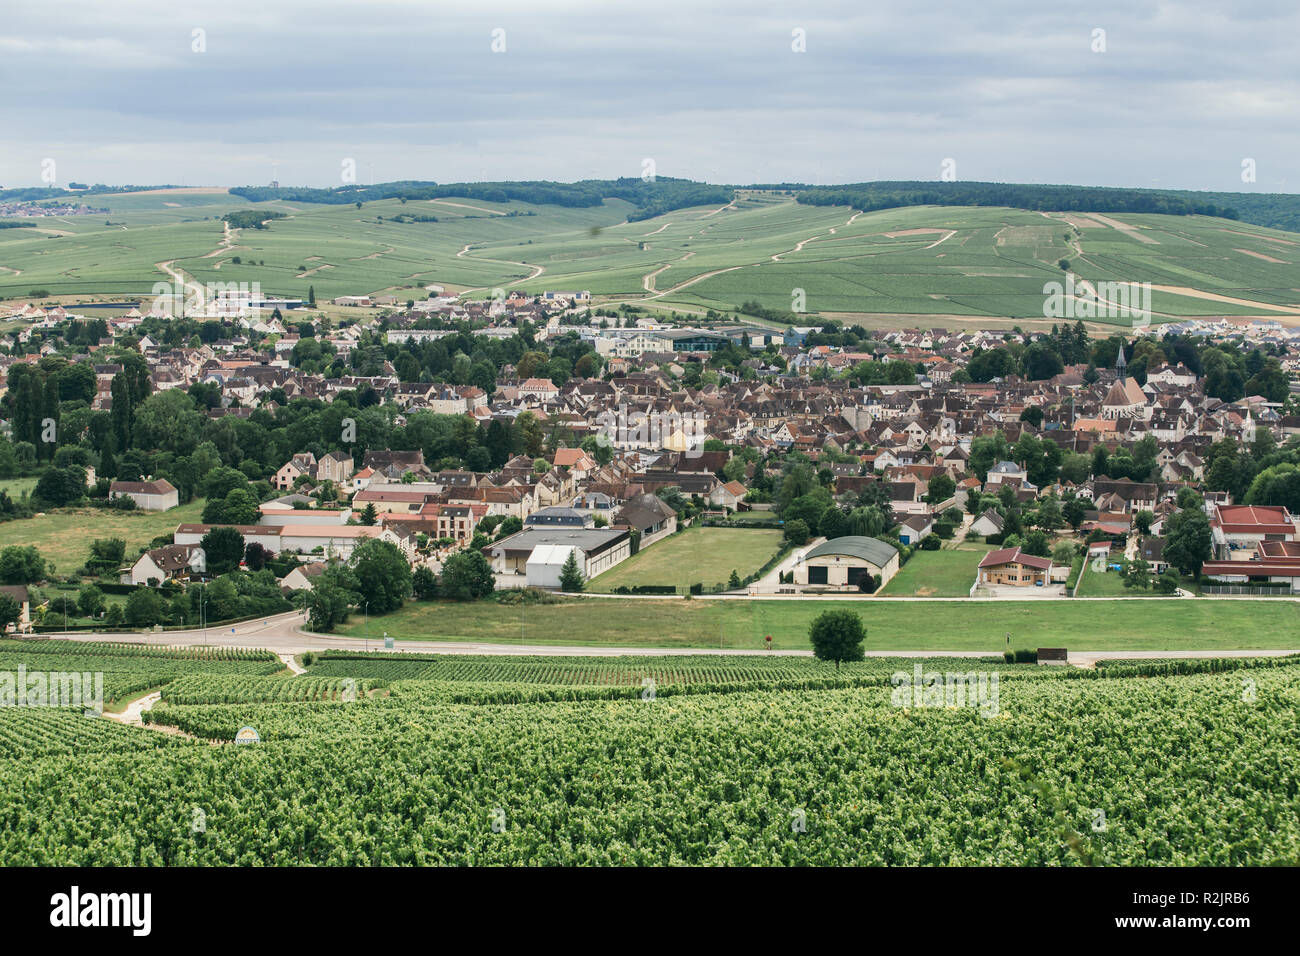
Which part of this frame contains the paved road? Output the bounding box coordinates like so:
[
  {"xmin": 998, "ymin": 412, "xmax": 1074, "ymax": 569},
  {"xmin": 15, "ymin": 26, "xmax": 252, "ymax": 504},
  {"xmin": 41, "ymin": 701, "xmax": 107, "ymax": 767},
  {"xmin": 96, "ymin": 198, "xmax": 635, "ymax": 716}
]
[
  {"xmin": 748, "ymin": 536, "xmax": 825, "ymax": 593},
  {"xmin": 52, "ymin": 609, "xmax": 1299, "ymax": 665}
]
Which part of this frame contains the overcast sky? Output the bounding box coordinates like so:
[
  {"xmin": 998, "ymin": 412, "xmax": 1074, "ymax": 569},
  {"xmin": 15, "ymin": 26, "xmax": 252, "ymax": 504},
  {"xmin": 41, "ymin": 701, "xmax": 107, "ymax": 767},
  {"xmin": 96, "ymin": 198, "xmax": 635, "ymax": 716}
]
[{"xmin": 2, "ymin": 0, "xmax": 1296, "ymax": 193}]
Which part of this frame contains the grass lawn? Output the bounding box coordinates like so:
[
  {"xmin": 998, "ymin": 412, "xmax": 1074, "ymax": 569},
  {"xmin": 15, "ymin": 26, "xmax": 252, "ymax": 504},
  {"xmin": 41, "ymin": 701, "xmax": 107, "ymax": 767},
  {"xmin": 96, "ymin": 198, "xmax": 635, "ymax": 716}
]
[
  {"xmin": 725, "ymin": 510, "xmax": 778, "ymax": 523},
  {"xmin": 879, "ymin": 542, "xmax": 993, "ymax": 597},
  {"xmin": 0, "ymin": 477, "xmax": 39, "ymax": 499},
  {"xmin": 0, "ymin": 499, "xmax": 206, "ymax": 574},
  {"xmin": 588, "ymin": 526, "xmax": 784, "ymax": 593},
  {"xmin": 1076, "ymin": 561, "xmax": 1199, "ymax": 597},
  {"xmin": 336, "ymin": 595, "xmax": 1300, "ymax": 652},
  {"xmin": 1076, "ymin": 563, "xmax": 1136, "ymax": 597}
]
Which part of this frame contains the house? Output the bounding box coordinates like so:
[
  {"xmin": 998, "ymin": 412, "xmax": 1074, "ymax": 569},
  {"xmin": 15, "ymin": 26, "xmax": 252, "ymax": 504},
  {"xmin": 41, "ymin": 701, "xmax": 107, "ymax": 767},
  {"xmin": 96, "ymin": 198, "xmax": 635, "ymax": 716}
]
[
  {"xmin": 519, "ymin": 377, "xmax": 560, "ymax": 401},
  {"xmin": 976, "ymin": 547, "xmax": 1053, "ymax": 587},
  {"xmin": 970, "ymin": 508, "xmax": 1005, "ymax": 538},
  {"xmin": 525, "ymin": 507, "xmax": 591, "ymax": 529},
  {"xmin": 793, "ymin": 536, "xmax": 900, "ymax": 591},
  {"xmin": 552, "ymin": 447, "xmax": 598, "ymax": 478},
  {"xmin": 124, "ymin": 544, "xmax": 202, "ymax": 586},
  {"xmin": 0, "ymin": 585, "xmax": 31, "ymax": 632},
  {"xmin": 109, "ymin": 478, "xmax": 179, "ymax": 511},
  {"xmin": 316, "ymin": 451, "xmax": 354, "ymax": 484},
  {"xmin": 1087, "ymin": 541, "xmax": 1113, "ymax": 565},
  {"xmin": 350, "ymin": 467, "xmax": 376, "ymax": 493},
  {"xmin": 362, "ymin": 450, "xmax": 426, "ymax": 477},
  {"xmin": 572, "ymin": 491, "xmax": 615, "ymax": 518},
  {"xmin": 897, "ymin": 514, "xmax": 933, "ymax": 546},
  {"xmin": 280, "ymin": 562, "xmax": 329, "ymax": 592},
  {"xmin": 1136, "ymin": 536, "xmax": 1169, "ymax": 573},
  {"xmin": 274, "ymin": 453, "xmax": 317, "ymax": 491},
  {"xmin": 429, "ymin": 503, "xmax": 487, "ymax": 542},
  {"xmin": 1092, "ymin": 478, "xmax": 1158, "ymax": 514},
  {"xmin": 614, "ymin": 493, "xmax": 678, "ymax": 546},
  {"xmin": 708, "ymin": 480, "xmax": 748, "ymax": 510},
  {"xmin": 984, "ymin": 461, "xmax": 1028, "ymax": 487}
]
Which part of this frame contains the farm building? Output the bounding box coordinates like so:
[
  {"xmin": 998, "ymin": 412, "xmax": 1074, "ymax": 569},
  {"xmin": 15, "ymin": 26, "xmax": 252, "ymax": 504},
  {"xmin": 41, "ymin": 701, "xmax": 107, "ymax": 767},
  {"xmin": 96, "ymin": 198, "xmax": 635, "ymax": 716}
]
[
  {"xmin": 897, "ymin": 514, "xmax": 933, "ymax": 546},
  {"xmin": 793, "ymin": 536, "xmax": 900, "ymax": 591},
  {"xmin": 525, "ymin": 545, "xmax": 579, "ymax": 589},
  {"xmin": 109, "ymin": 478, "xmax": 179, "ymax": 511},
  {"xmin": 489, "ymin": 528, "xmax": 631, "ymax": 579},
  {"xmin": 1211, "ymin": 504, "xmax": 1298, "ymax": 558}
]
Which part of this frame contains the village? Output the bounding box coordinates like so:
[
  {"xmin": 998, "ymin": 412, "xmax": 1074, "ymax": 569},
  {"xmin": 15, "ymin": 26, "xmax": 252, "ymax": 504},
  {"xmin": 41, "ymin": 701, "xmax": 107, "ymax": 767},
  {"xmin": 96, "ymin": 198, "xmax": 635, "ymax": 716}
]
[{"xmin": 0, "ymin": 284, "xmax": 1297, "ymax": 634}]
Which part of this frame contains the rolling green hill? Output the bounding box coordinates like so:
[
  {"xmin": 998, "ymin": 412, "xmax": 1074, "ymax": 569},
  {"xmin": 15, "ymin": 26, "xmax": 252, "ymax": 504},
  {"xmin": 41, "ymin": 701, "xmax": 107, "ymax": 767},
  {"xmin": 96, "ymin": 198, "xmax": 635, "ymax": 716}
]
[{"xmin": 3, "ymin": 186, "xmax": 1298, "ymax": 326}]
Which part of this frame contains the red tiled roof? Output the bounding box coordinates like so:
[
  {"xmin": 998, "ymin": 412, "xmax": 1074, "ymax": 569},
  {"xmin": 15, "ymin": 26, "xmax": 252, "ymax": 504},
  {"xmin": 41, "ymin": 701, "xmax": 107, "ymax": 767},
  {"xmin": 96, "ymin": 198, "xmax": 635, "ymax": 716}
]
[
  {"xmin": 1202, "ymin": 561, "xmax": 1300, "ymax": 578},
  {"xmin": 1214, "ymin": 505, "xmax": 1295, "ymax": 535},
  {"xmin": 978, "ymin": 546, "xmax": 1052, "ymax": 571}
]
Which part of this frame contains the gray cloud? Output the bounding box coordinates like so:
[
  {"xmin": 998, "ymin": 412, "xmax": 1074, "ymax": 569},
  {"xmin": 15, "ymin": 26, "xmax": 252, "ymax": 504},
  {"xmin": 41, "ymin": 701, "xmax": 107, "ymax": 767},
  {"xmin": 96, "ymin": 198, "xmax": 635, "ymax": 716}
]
[{"xmin": 2, "ymin": 0, "xmax": 1296, "ymax": 192}]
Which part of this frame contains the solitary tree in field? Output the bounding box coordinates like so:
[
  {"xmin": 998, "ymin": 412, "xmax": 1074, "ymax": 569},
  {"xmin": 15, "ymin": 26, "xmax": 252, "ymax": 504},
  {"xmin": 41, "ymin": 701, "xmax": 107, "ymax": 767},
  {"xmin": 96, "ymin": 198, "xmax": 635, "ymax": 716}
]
[{"xmin": 809, "ymin": 609, "xmax": 866, "ymax": 671}]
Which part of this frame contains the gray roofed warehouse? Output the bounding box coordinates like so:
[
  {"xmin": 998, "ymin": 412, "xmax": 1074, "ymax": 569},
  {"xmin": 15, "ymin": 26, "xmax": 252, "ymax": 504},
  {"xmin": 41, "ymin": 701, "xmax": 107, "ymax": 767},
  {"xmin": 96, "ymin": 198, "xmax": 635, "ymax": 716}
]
[{"xmin": 796, "ymin": 536, "xmax": 901, "ymax": 591}]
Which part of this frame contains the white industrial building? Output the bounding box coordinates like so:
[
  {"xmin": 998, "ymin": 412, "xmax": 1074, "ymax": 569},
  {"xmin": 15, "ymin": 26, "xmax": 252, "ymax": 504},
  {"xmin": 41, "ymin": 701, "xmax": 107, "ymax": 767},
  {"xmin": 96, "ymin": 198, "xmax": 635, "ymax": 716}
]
[{"xmin": 525, "ymin": 545, "xmax": 579, "ymax": 589}]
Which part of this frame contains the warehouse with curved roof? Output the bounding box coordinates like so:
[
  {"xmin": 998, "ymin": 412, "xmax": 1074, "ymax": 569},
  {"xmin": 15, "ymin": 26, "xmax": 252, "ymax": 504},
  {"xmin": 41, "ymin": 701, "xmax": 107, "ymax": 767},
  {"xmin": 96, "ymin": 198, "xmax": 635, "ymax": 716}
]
[{"xmin": 793, "ymin": 536, "xmax": 900, "ymax": 591}]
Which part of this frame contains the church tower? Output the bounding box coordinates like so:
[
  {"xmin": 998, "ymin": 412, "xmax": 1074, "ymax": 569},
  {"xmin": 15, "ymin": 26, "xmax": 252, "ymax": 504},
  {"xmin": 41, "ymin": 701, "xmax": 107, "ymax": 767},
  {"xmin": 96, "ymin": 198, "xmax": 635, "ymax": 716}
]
[{"xmin": 1115, "ymin": 345, "xmax": 1128, "ymax": 383}]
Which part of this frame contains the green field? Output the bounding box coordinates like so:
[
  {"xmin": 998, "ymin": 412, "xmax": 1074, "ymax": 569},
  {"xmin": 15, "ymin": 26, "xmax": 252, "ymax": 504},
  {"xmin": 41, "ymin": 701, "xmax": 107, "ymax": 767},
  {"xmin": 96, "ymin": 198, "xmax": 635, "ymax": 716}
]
[
  {"xmin": 588, "ymin": 526, "xmax": 784, "ymax": 592},
  {"xmin": 5, "ymin": 188, "xmax": 1299, "ymax": 324},
  {"xmin": 0, "ymin": 499, "xmax": 205, "ymax": 573},
  {"xmin": 3, "ymin": 639, "xmax": 1297, "ymax": 864},
  {"xmin": 334, "ymin": 594, "xmax": 1300, "ymax": 652},
  {"xmin": 1076, "ymin": 563, "xmax": 1138, "ymax": 597},
  {"xmin": 879, "ymin": 543, "xmax": 993, "ymax": 597},
  {"xmin": 0, "ymin": 477, "xmax": 38, "ymax": 499}
]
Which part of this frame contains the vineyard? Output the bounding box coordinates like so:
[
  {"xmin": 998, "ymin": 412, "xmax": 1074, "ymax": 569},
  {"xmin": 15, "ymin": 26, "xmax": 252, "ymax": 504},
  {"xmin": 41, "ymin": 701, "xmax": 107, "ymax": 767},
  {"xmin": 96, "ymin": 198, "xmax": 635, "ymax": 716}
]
[
  {"xmin": 0, "ymin": 641, "xmax": 1297, "ymax": 865},
  {"xmin": 0, "ymin": 641, "xmax": 285, "ymax": 707},
  {"xmin": 299, "ymin": 650, "xmax": 1000, "ymax": 686},
  {"xmin": 161, "ymin": 676, "xmax": 383, "ymax": 705}
]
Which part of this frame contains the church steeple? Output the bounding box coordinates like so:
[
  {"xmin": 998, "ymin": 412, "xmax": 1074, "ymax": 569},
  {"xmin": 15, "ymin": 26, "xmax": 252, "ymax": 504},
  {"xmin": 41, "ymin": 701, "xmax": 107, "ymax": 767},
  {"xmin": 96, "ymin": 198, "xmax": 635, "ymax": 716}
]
[{"xmin": 1115, "ymin": 345, "xmax": 1128, "ymax": 383}]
